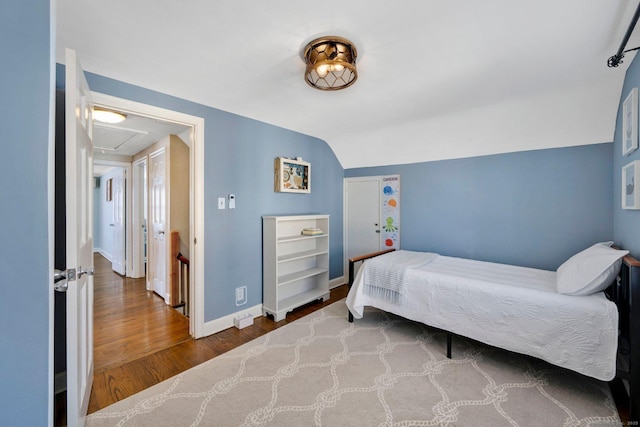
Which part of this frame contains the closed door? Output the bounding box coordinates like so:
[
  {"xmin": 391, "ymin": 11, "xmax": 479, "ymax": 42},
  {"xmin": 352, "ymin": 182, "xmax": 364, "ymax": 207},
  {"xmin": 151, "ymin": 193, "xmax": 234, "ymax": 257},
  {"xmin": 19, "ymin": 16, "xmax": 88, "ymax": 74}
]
[
  {"xmin": 344, "ymin": 177, "xmax": 381, "ymax": 278},
  {"xmin": 149, "ymin": 149, "xmax": 167, "ymax": 299}
]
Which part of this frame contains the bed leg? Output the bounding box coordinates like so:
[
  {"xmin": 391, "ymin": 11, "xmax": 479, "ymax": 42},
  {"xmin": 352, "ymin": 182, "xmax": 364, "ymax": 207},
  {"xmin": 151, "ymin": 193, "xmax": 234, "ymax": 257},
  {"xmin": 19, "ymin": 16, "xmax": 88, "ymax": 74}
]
[
  {"xmin": 447, "ymin": 332, "xmax": 452, "ymax": 359},
  {"xmin": 348, "ymin": 311, "xmax": 353, "ymax": 323}
]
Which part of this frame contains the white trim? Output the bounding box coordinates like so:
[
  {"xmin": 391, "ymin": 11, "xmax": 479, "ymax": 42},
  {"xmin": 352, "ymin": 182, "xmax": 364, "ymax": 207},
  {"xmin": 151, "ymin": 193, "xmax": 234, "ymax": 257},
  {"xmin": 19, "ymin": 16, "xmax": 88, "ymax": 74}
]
[
  {"xmin": 93, "ymin": 247, "xmax": 113, "ymax": 263},
  {"xmin": 329, "ymin": 276, "xmax": 345, "ymax": 289},
  {"xmin": 90, "ymin": 92, "xmax": 205, "ymax": 339},
  {"xmin": 192, "ymin": 116, "xmax": 205, "ymax": 338},
  {"xmin": 201, "ymin": 304, "xmax": 264, "ymax": 337},
  {"xmin": 130, "ymin": 157, "xmax": 147, "ymax": 279}
]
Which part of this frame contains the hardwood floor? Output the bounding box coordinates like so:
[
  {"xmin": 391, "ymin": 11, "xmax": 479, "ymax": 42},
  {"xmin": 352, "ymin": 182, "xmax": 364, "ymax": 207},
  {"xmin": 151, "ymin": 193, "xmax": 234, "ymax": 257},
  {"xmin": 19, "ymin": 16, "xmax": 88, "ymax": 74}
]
[
  {"xmin": 92, "ymin": 254, "xmax": 191, "ymax": 373},
  {"xmin": 55, "ymin": 253, "xmax": 349, "ymax": 426},
  {"xmin": 88, "ymin": 282, "xmax": 349, "ymax": 414},
  {"xmin": 54, "ymin": 254, "xmax": 629, "ymax": 425}
]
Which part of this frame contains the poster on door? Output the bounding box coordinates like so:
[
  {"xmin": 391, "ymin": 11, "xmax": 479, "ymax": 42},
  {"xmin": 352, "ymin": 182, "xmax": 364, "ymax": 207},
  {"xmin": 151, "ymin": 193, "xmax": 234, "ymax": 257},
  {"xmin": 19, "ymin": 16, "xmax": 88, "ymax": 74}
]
[{"xmin": 381, "ymin": 175, "xmax": 400, "ymax": 249}]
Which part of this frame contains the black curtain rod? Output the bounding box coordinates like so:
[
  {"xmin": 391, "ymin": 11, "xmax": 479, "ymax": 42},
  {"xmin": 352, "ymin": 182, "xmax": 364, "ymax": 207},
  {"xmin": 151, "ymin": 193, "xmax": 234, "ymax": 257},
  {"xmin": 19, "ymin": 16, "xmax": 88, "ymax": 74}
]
[{"xmin": 609, "ymin": 2, "xmax": 640, "ymax": 67}]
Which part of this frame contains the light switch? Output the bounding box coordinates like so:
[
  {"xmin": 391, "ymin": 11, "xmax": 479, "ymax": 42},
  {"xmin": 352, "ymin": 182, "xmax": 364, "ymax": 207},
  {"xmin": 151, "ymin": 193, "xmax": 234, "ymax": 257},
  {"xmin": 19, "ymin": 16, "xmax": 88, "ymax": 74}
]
[{"xmin": 218, "ymin": 197, "xmax": 225, "ymax": 209}]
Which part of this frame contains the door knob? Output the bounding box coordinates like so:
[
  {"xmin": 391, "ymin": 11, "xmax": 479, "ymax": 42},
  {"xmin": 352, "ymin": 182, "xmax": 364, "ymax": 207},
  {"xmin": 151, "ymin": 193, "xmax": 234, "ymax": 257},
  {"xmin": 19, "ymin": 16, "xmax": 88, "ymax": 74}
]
[
  {"xmin": 53, "ymin": 266, "xmax": 94, "ymax": 292},
  {"xmin": 53, "ymin": 269, "xmax": 72, "ymax": 292},
  {"xmin": 54, "ymin": 269, "xmax": 68, "ymax": 283}
]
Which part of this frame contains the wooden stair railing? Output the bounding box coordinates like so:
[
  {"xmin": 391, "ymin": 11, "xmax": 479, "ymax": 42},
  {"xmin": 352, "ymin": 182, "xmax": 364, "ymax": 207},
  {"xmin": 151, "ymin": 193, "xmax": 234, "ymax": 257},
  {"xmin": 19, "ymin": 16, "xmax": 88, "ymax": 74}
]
[{"xmin": 169, "ymin": 230, "xmax": 189, "ymax": 311}]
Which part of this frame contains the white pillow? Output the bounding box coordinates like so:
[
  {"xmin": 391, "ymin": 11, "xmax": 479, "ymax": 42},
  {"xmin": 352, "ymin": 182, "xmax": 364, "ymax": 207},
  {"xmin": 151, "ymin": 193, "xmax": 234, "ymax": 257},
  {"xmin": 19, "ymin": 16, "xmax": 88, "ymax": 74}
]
[{"xmin": 556, "ymin": 242, "xmax": 628, "ymax": 296}]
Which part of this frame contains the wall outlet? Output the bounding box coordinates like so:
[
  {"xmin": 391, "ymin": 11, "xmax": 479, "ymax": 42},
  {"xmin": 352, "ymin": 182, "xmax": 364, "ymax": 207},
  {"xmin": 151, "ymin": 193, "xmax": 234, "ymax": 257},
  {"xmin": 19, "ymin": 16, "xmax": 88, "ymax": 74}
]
[
  {"xmin": 235, "ymin": 286, "xmax": 247, "ymax": 306},
  {"xmin": 218, "ymin": 197, "xmax": 225, "ymax": 209}
]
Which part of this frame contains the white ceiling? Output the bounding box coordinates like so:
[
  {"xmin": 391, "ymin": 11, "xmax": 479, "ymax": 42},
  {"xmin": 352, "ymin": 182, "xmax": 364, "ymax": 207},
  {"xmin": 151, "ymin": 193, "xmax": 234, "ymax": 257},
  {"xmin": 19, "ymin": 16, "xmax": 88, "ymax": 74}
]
[
  {"xmin": 92, "ymin": 111, "xmax": 190, "ymax": 157},
  {"xmin": 56, "ymin": 1, "xmax": 640, "ymax": 169}
]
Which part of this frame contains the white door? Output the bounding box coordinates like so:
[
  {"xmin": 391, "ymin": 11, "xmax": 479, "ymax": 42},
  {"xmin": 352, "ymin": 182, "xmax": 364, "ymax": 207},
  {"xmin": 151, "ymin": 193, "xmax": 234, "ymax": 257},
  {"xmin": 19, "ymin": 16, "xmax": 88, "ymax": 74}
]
[
  {"xmin": 345, "ymin": 177, "xmax": 382, "ymax": 277},
  {"xmin": 149, "ymin": 148, "xmax": 167, "ymax": 300},
  {"xmin": 64, "ymin": 48, "xmax": 94, "ymax": 427},
  {"xmin": 111, "ymin": 167, "xmax": 126, "ymax": 275}
]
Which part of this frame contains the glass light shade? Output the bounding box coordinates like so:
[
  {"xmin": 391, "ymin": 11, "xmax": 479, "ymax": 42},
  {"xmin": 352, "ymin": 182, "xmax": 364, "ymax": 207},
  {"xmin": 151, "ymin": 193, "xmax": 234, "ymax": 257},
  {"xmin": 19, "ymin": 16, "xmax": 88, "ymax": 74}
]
[
  {"xmin": 303, "ymin": 36, "xmax": 357, "ymax": 90},
  {"xmin": 94, "ymin": 108, "xmax": 127, "ymax": 124}
]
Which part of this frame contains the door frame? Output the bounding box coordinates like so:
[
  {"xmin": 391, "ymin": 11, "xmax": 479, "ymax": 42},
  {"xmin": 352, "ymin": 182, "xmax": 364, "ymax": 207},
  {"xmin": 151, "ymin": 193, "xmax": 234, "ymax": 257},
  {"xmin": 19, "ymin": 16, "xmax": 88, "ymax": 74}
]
[
  {"xmin": 131, "ymin": 157, "xmax": 147, "ymax": 279},
  {"xmin": 93, "ymin": 161, "xmax": 131, "ymax": 275},
  {"xmin": 92, "ymin": 92, "xmax": 205, "ymax": 338}
]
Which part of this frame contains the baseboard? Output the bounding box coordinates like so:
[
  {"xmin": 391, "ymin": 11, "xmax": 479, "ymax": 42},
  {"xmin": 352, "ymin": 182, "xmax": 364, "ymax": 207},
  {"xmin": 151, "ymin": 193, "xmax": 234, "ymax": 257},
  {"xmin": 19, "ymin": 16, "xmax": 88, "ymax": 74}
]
[
  {"xmin": 54, "ymin": 371, "xmax": 66, "ymax": 394},
  {"xmin": 94, "ymin": 247, "xmax": 113, "ymax": 262},
  {"xmin": 200, "ymin": 278, "xmax": 345, "ymax": 338},
  {"xmin": 201, "ymin": 304, "xmax": 263, "ymax": 337},
  {"xmin": 330, "ymin": 276, "xmax": 346, "ymax": 289}
]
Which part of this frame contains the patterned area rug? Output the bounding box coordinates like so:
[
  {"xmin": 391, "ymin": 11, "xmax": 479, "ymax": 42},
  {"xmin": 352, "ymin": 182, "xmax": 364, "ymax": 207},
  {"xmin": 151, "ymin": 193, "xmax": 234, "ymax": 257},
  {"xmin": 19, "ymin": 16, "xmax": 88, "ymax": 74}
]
[{"xmin": 86, "ymin": 300, "xmax": 620, "ymax": 426}]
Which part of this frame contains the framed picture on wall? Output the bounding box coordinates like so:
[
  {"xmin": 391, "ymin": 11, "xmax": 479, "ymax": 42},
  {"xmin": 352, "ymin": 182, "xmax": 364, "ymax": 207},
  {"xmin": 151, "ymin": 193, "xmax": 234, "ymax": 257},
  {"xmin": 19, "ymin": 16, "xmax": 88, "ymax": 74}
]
[
  {"xmin": 623, "ymin": 88, "xmax": 638, "ymax": 156},
  {"xmin": 274, "ymin": 157, "xmax": 310, "ymax": 193},
  {"xmin": 623, "ymin": 160, "xmax": 640, "ymax": 209}
]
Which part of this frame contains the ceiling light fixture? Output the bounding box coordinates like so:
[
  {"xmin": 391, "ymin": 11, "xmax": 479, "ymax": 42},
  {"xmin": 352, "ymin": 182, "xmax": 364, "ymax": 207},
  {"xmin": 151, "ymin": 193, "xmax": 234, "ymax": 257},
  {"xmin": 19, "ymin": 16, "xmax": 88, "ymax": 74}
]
[
  {"xmin": 93, "ymin": 108, "xmax": 127, "ymax": 124},
  {"xmin": 303, "ymin": 36, "xmax": 358, "ymax": 90}
]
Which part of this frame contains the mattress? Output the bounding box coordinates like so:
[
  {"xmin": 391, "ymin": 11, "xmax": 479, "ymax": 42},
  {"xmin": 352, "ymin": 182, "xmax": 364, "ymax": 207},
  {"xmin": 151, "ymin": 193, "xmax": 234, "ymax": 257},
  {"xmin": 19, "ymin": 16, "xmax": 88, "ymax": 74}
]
[{"xmin": 346, "ymin": 250, "xmax": 619, "ymax": 381}]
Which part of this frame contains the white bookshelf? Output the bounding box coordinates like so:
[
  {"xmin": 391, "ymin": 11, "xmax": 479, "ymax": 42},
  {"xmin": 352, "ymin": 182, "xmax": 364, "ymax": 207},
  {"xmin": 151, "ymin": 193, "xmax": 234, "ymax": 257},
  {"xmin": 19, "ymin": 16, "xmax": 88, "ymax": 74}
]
[{"xmin": 262, "ymin": 214, "xmax": 330, "ymax": 321}]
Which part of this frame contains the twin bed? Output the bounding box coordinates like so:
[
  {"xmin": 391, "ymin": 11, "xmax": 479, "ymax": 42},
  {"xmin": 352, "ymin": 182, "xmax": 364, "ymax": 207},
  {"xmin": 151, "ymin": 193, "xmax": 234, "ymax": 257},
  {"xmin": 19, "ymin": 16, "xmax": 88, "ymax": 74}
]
[{"xmin": 345, "ymin": 243, "xmax": 640, "ymax": 418}]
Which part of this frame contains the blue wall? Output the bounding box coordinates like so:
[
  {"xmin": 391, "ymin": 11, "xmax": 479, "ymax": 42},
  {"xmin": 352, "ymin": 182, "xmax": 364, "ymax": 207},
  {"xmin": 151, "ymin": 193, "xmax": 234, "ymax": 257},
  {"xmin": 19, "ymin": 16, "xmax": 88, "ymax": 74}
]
[
  {"xmin": 614, "ymin": 53, "xmax": 640, "ymax": 257},
  {"xmin": 346, "ymin": 144, "xmax": 613, "ymax": 271},
  {"xmin": 94, "ymin": 174, "xmax": 115, "ymax": 258},
  {"xmin": 56, "ymin": 66, "xmax": 344, "ymax": 321},
  {"xmin": 0, "ymin": 0, "xmax": 52, "ymax": 425}
]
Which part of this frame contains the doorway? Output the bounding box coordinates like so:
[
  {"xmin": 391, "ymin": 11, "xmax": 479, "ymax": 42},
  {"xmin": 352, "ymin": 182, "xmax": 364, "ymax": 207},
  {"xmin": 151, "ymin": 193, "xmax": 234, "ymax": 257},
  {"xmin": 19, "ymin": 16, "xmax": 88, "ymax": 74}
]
[
  {"xmin": 91, "ymin": 122, "xmax": 191, "ymax": 375},
  {"xmin": 344, "ymin": 177, "xmax": 383, "ymax": 279},
  {"xmin": 92, "ymin": 163, "xmax": 129, "ymax": 276},
  {"xmin": 94, "ymin": 114, "xmax": 190, "ymax": 302},
  {"xmin": 91, "ymin": 91, "xmax": 206, "ymax": 339}
]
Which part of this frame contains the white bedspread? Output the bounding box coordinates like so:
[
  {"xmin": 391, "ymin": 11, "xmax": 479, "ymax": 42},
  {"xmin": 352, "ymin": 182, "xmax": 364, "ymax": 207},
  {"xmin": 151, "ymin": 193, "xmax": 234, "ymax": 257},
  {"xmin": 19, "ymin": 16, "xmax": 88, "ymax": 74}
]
[
  {"xmin": 362, "ymin": 251, "xmax": 437, "ymax": 304},
  {"xmin": 346, "ymin": 250, "xmax": 619, "ymax": 381}
]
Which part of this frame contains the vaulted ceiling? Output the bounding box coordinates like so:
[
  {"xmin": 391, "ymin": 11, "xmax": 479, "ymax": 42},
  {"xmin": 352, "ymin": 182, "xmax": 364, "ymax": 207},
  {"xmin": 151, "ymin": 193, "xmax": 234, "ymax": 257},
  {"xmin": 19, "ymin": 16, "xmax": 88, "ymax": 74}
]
[{"xmin": 57, "ymin": 1, "xmax": 640, "ymax": 168}]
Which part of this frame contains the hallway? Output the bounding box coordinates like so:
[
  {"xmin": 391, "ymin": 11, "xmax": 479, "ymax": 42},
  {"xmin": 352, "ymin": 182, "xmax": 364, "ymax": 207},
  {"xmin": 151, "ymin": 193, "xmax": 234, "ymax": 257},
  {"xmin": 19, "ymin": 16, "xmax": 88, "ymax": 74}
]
[
  {"xmin": 89, "ymin": 253, "xmax": 191, "ymax": 412},
  {"xmin": 92, "ymin": 253, "xmax": 191, "ymax": 373}
]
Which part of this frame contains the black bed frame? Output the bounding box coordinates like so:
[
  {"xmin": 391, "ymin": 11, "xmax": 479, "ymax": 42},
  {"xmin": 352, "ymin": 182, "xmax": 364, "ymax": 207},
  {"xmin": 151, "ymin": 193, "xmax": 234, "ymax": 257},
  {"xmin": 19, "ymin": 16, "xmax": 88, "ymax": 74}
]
[
  {"xmin": 347, "ymin": 249, "xmax": 640, "ymax": 421},
  {"xmin": 609, "ymin": 254, "xmax": 640, "ymax": 421}
]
